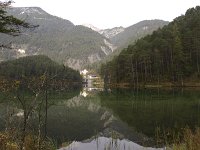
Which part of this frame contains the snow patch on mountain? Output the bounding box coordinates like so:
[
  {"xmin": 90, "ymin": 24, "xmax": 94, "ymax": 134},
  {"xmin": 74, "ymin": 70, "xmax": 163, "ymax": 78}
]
[
  {"xmin": 19, "ymin": 7, "xmax": 44, "ymax": 15},
  {"xmin": 100, "ymin": 27, "xmax": 125, "ymax": 39},
  {"xmin": 82, "ymin": 24, "xmax": 101, "ymax": 32},
  {"xmin": 82, "ymin": 24, "xmax": 124, "ymax": 39}
]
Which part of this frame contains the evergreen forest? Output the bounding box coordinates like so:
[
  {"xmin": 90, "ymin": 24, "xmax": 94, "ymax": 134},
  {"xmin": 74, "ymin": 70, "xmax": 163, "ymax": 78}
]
[{"xmin": 100, "ymin": 6, "xmax": 200, "ymax": 87}]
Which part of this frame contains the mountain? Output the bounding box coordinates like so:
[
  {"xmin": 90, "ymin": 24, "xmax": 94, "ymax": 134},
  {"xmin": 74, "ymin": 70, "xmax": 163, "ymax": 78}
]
[
  {"xmin": 111, "ymin": 20, "xmax": 169, "ymax": 49},
  {"xmin": 0, "ymin": 7, "xmax": 113, "ymax": 70},
  {"xmin": 82, "ymin": 24, "xmax": 101, "ymax": 32},
  {"xmin": 88, "ymin": 20, "xmax": 168, "ymax": 70},
  {"xmin": 0, "ymin": 7, "xmax": 168, "ymax": 70},
  {"xmin": 84, "ymin": 20, "xmax": 168, "ymax": 49},
  {"xmin": 85, "ymin": 20, "xmax": 168, "ymax": 64},
  {"xmin": 99, "ymin": 26, "xmax": 125, "ymax": 39},
  {"xmin": 82, "ymin": 24, "xmax": 125, "ymax": 39},
  {"xmin": 100, "ymin": 6, "xmax": 200, "ymax": 86}
]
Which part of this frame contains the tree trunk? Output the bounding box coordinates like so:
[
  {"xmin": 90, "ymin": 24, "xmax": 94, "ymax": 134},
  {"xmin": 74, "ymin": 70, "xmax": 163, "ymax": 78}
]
[
  {"xmin": 20, "ymin": 110, "xmax": 27, "ymax": 150},
  {"xmin": 136, "ymin": 61, "xmax": 139, "ymax": 87},
  {"xmin": 37, "ymin": 108, "xmax": 41, "ymax": 150},
  {"xmin": 44, "ymin": 80, "xmax": 48, "ymax": 138},
  {"xmin": 197, "ymin": 51, "xmax": 199, "ymax": 73}
]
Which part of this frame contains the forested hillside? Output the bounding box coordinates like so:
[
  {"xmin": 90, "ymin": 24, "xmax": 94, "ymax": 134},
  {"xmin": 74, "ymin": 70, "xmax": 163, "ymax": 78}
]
[
  {"xmin": 0, "ymin": 7, "xmax": 168, "ymax": 70},
  {"xmin": 90, "ymin": 20, "xmax": 168, "ymax": 70},
  {"xmin": 0, "ymin": 55, "xmax": 82, "ymax": 82},
  {"xmin": 0, "ymin": 7, "xmax": 113, "ymax": 70},
  {"xmin": 100, "ymin": 6, "xmax": 200, "ymax": 87}
]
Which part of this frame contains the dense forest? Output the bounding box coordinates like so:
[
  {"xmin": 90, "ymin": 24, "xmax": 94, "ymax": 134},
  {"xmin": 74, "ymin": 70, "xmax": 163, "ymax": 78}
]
[
  {"xmin": 0, "ymin": 55, "xmax": 82, "ymax": 83},
  {"xmin": 100, "ymin": 6, "xmax": 200, "ymax": 87}
]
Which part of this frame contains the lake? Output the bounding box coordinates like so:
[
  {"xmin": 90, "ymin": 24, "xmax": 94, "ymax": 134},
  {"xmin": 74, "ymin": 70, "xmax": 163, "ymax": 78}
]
[{"xmin": 0, "ymin": 87, "xmax": 200, "ymax": 149}]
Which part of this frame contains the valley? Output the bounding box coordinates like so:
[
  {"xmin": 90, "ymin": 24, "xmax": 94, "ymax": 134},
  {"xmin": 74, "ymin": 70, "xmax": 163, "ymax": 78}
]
[
  {"xmin": 0, "ymin": 3, "xmax": 200, "ymax": 150},
  {"xmin": 0, "ymin": 7, "xmax": 168, "ymax": 70}
]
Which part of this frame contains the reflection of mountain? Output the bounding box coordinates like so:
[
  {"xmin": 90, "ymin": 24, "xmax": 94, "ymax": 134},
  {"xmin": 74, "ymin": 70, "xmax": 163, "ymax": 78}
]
[
  {"xmin": 0, "ymin": 89, "xmax": 81, "ymax": 136},
  {"xmin": 46, "ymin": 92, "xmax": 147, "ymax": 146},
  {"xmin": 80, "ymin": 87, "xmax": 104, "ymax": 97},
  {"xmin": 99, "ymin": 89, "xmax": 200, "ymax": 140},
  {"xmin": 47, "ymin": 96, "xmax": 103, "ymax": 142},
  {"xmin": 1, "ymin": 87, "xmax": 200, "ymax": 149},
  {"xmin": 60, "ymin": 137, "xmax": 161, "ymax": 150}
]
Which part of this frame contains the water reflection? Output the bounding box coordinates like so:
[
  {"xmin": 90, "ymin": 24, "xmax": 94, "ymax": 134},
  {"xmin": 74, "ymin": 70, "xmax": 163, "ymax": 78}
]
[
  {"xmin": 1, "ymin": 87, "xmax": 200, "ymax": 149},
  {"xmin": 59, "ymin": 137, "xmax": 163, "ymax": 150},
  {"xmin": 99, "ymin": 88, "xmax": 200, "ymax": 141},
  {"xmin": 46, "ymin": 90, "xmax": 146, "ymax": 147},
  {"xmin": 80, "ymin": 87, "xmax": 103, "ymax": 97}
]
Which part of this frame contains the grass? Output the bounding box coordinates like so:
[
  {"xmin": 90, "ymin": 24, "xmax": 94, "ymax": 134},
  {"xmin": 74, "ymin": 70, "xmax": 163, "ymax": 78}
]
[
  {"xmin": 155, "ymin": 127, "xmax": 200, "ymax": 150},
  {"xmin": 1, "ymin": 128, "xmax": 199, "ymax": 150},
  {"xmin": 172, "ymin": 128, "xmax": 200, "ymax": 150},
  {"xmin": 0, "ymin": 131, "xmax": 56, "ymax": 150}
]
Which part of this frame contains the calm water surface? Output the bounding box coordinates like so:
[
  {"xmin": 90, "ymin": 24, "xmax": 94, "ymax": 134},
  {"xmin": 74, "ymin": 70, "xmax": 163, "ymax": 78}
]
[{"xmin": 0, "ymin": 88, "xmax": 200, "ymax": 149}]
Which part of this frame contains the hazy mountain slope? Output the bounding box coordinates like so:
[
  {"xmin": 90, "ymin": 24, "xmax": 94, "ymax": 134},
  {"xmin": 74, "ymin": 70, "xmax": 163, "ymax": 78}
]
[
  {"xmin": 84, "ymin": 20, "xmax": 168, "ymax": 51},
  {"xmin": 89, "ymin": 20, "xmax": 168, "ymax": 70},
  {"xmin": 83, "ymin": 24, "xmax": 125, "ymax": 39},
  {"xmin": 0, "ymin": 7, "xmax": 168, "ymax": 70},
  {"xmin": 0, "ymin": 7, "xmax": 113, "ymax": 70},
  {"xmin": 111, "ymin": 20, "xmax": 169, "ymax": 49}
]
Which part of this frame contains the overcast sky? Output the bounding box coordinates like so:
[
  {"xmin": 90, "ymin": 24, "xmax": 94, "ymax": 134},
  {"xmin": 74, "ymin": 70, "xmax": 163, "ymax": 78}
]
[{"xmin": 12, "ymin": 0, "xmax": 200, "ymax": 29}]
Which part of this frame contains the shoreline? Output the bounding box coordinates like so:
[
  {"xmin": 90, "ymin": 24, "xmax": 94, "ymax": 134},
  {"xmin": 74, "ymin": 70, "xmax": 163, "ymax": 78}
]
[{"xmin": 104, "ymin": 81, "xmax": 200, "ymax": 89}]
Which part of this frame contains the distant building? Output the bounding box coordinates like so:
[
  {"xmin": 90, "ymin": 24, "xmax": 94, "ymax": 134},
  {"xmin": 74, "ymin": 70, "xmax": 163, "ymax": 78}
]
[
  {"xmin": 88, "ymin": 74, "xmax": 99, "ymax": 79},
  {"xmin": 80, "ymin": 69, "xmax": 88, "ymax": 76}
]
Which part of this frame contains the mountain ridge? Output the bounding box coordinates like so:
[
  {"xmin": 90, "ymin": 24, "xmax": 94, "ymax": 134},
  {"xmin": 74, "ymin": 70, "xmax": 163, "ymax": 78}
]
[
  {"xmin": 1, "ymin": 7, "xmax": 114, "ymax": 70},
  {"xmin": 0, "ymin": 7, "xmax": 168, "ymax": 70}
]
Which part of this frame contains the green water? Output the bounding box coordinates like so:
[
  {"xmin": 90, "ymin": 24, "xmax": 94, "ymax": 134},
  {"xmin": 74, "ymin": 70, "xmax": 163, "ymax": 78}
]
[
  {"xmin": 99, "ymin": 88, "xmax": 200, "ymax": 139},
  {"xmin": 0, "ymin": 88, "xmax": 200, "ymax": 146}
]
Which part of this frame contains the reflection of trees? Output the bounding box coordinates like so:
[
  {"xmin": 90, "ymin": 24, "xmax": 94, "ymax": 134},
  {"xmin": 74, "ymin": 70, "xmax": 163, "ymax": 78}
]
[
  {"xmin": 99, "ymin": 89, "xmax": 200, "ymax": 143},
  {"xmin": 47, "ymin": 93, "xmax": 146, "ymax": 146},
  {"xmin": 0, "ymin": 75, "xmax": 48, "ymax": 149},
  {"xmin": 0, "ymin": 75, "xmax": 81, "ymax": 150},
  {"xmin": 46, "ymin": 95, "xmax": 104, "ymax": 144}
]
